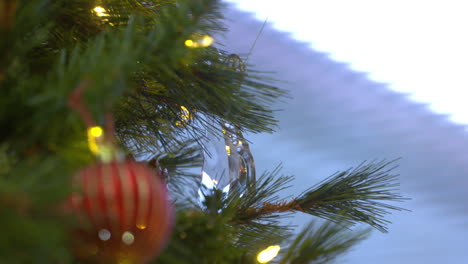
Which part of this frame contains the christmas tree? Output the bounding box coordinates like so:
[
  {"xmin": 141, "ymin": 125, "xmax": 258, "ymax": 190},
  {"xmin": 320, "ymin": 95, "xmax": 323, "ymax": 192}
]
[{"xmin": 0, "ymin": 0, "xmax": 407, "ymax": 263}]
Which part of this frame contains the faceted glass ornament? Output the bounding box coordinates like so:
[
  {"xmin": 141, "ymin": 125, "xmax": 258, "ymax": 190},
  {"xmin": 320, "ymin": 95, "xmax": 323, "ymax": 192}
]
[
  {"xmin": 200, "ymin": 122, "xmax": 231, "ymax": 192},
  {"xmin": 199, "ymin": 120, "xmax": 256, "ymax": 204},
  {"xmin": 221, "ymin": 121, "xmax": 256, "ymax": 192}
]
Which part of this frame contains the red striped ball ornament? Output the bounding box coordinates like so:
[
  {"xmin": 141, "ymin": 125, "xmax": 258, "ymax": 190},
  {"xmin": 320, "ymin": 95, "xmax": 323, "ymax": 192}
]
[{"xmin": 70, "ymin": 160, "xmax": 173, "ymax": 264}]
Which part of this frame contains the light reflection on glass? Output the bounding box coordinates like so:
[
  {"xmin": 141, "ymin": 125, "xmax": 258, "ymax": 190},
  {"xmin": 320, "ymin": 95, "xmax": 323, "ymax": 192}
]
[
  {"xmin": 98, "ymin": 229, "xmax": 111, "ymax": 241},
  {"xmin": 136, "ymin": 223, "xmax": 147, "ymax": 230},
  {"xmin": 122, "ymin": 231, "xmax": 135, "ymax": 245}
]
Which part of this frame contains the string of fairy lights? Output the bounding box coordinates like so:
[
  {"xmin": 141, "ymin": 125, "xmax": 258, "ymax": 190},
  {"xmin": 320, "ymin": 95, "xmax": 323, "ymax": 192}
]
[{"xmin": 89, "ymin": 5, "xmax": 281, "ymax": 263}]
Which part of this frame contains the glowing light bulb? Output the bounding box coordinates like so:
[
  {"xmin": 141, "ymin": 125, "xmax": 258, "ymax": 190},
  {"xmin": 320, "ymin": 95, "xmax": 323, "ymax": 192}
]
[
  {"xmin": 87, "ymin": 126, "xmax": 104, "ymax": 154},
  {"xmin": 93, "ymin": 6, "xmax": 108, "ymax": 17},
  {"xmin": 185, "ymin": 35, "xmax": 214, "ymax": 48},
  {"xmin": 225, "ymin": 145, "xmax": 231, "ymax": 156},
  {"xmin": 89, "ymin": 126, "xmax": 103, "ymax": 137},
  {"xmin": 185, "ymin": 39, "xmax": 194, "ymax": 47},
  {"xmin": 201, "ymin": 35, "xmax": 214, "ymax": 47},
  {"xmin": 257, "ymin": 245, "xmax": 280, "ymax": 263}
]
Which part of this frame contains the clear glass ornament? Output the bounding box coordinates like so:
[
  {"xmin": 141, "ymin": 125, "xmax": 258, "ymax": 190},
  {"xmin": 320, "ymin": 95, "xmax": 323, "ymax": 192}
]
[
  {"xmin": 221, "ymin": 121, "xmax": 256, "ymax": 192},
  {"xmin": 199, "ymin": 119, "xmax": 256, "ymax": 207},
  {"xmin": 199, "ymin": 54, "xmax": 254, "ymax": 207}
]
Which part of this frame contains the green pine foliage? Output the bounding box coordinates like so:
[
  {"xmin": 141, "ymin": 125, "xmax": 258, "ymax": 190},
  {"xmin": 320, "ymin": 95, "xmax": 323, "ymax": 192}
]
[{"xmin": 0, "ymin": 1, "xmax": 407, "ymax": 263}]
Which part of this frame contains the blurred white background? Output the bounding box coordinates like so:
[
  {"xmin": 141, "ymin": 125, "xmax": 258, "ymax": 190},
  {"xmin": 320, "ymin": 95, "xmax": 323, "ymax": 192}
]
[
  {"xmin": 225, "ymin": 0, "xmax": 468, "ymax": 126},
  {"xmin": 220, "ymin": 1, "xmax": 468, "ymax": 263}
]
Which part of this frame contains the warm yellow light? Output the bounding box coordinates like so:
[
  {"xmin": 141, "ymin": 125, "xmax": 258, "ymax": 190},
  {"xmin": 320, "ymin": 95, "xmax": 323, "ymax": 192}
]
[
  {"xmin": 185, "ymin": 35, "xmax": 214, "ymax": 48},
  {"xmin": 136, "ymin": 223, "xmax": 147, "ymax": 230},
  {"xmin": 94, "ymin": 6, "xmax": 105, "ymax": 13},
  {"xmin": 201, "ymin": 35, "xmax": 214, "ymax": 47},
  {"xmin": 225, "ymin": 145, "xmax": 231, "ymax": 156},
  {"xmin": 257, "ymin": 245, "xmax": 281, "ymax": 263},
  {"xmin": 89, "ymin": 126, "xmax": 103, "ymax": 137},
  {"xmin": 175, "ymin": 105, "xmax": 191, "ymax": 127},
  {"xmin": 87, "ymin": 126, "xmax": 104, "ymax": 154},
  {"xmin": 180, "ymin": 106, "xmax": 190, "ymax": 119},
  {"xmin": 185, "ymin": 39, "xmax": 194, "ymax": 47},
  {"xmin": 93, "ymin": 6, "xmax": 108, "ymax": 17}
]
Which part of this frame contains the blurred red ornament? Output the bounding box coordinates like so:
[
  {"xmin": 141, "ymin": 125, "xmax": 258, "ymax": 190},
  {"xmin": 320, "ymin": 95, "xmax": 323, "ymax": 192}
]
[{"xmin": 69, "ymin": 160, "xmax": 173, "ymax": 264}]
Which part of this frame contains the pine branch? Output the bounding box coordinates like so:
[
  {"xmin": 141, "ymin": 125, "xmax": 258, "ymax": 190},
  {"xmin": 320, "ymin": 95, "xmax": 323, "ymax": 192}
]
[
  {"xmin": 230, "ymin": 165, "xmax": 294, "ymax": 224},
  {"xmin": 147, "ymin": 139, "xmax": 203, "ymax": 194},
  {"xmin": 224, "ymin": 166, "xmax": 294, "ymax": 248},
  {"xmin": 3, "ymin": 0, "xmax": 410, "ymax": 263},
  {"xmin": 157, "ymin": 209, "xmax": 249, "ymax": 264},
  {"xmin": 233, "ymin": 160, "xmax": 408, "ymax": 233},
  {"xmin": 0, "ymin": 155, "xmax": 75, "ymax": 263},
  {"xmin": 112, "ymin": 0, "xmax": 286, "ymax": 154},
  {"xmin": 279, "ymin": 221, "xmax": 370, "ymax": 264},
  {"xmin": 295, "ymin": 160, "xmax": 408, "ymax": 233}
]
